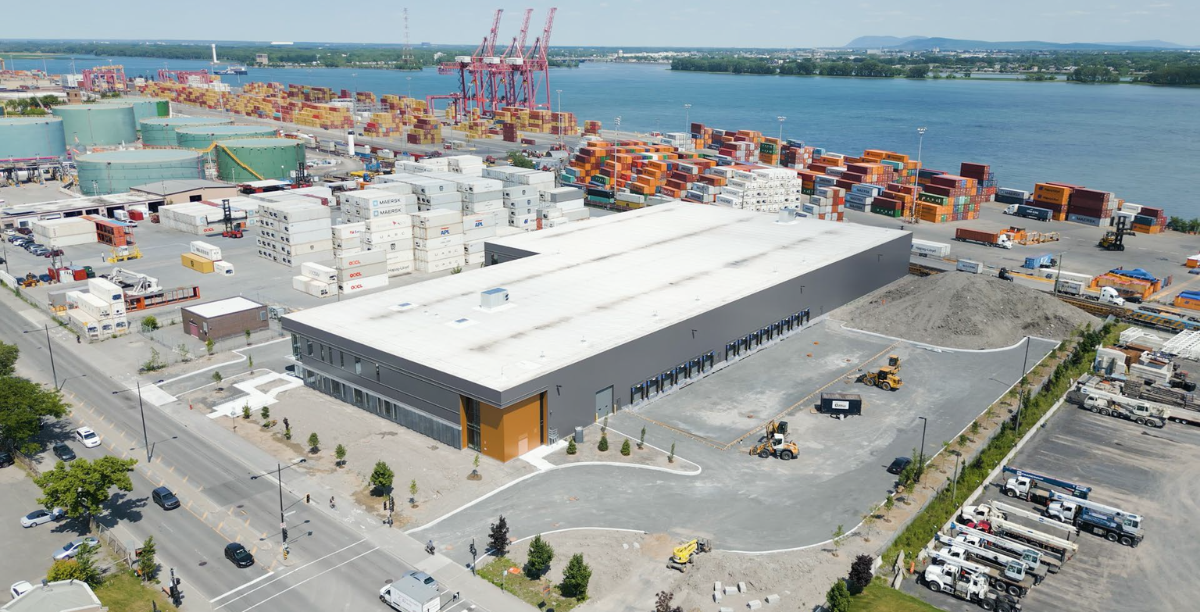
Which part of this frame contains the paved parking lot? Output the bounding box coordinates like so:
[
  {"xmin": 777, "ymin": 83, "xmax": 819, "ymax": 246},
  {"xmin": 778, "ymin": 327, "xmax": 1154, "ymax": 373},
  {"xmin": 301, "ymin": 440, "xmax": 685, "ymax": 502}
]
[
  {"xmin": 0, "ymin": 463, "xmax": 92, "ymax": 588},
  {"xmin": 902, "ymin": 400, "xmax": 1200, "ymax": 612}
]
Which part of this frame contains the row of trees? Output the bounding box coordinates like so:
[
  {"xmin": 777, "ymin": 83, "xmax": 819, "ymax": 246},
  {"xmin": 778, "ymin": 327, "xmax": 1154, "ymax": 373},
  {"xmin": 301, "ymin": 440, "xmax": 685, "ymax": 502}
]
[
  {"xmin": 671, "ymin": 57, "xmax": 971, "ymax": 79},
  {"xmin": 0, "ymin": 341, "xmax": 69, "ymax": 455},
  {"xmin": 488, "ymin": 515, "xmax": 592, "ymax": 600},
  {"xmin": 0, "ymin": 41, "xmax": 454, "ymax": 70},
  {"xmin": 1168, "ymin": 217, "xmax": 1200, "ymax": 233}
]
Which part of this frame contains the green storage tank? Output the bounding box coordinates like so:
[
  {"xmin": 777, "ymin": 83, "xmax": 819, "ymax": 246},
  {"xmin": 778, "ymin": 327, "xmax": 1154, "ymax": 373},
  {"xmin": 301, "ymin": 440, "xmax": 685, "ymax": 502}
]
[
  {"xmin": 176, "ymin": 124, "xmax": 278, "ymax": 150},
  {"xmin": 139, "ymin": 116, "xmax": 231, "ymax": 147},
  {"xmin": 111, "ymin": 97, "xmax": 170, "ymax": 125},
  {"xmin": 76, "ymin": 149, "xmax": 204, "ymax": 196},
  {"xmin": 0, "ymin": 117, "xmax": 67, "ymax": 161},
  {"xmin": 216, "ymin": 138, "xmax": 305, "ymax": 182},
  {"xmin": 51, "ymin": 104, "xmax": 137, "ymax": 149}
]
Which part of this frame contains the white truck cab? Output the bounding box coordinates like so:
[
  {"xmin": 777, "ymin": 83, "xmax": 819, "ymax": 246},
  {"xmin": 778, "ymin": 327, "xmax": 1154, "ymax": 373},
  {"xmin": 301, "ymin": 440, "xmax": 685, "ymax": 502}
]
[{"xmin": 1099, "ymin": 287, "xmax": 1125, "ymax": 306}]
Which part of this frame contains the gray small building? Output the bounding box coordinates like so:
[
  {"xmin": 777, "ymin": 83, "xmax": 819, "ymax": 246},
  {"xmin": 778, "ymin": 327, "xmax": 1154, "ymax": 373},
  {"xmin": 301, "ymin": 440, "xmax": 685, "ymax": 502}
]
[
  {"xmin": 1, "ymin": 580, "xmax": 102, "ymax": 612},
  {"xmin": 182, "ymin": 296, "xmax": 268, "ymax": 342},
  {"xmin": 130, "ymin": 179, "xmax": 238, "ymax": 205}
]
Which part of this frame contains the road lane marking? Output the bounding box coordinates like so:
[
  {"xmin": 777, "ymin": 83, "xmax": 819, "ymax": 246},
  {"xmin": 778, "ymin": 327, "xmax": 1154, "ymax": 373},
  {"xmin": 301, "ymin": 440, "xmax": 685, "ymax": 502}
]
[
  {"xmin": 208, "ymin": 571, "xmax": 276, "ymax": 603},
  {"xmin": 238, "ymin": 547, "xmax": 381, "ymax": 612},
  {"xmin": 284, "ymin": 511, "xmax": 296, "ymax": 517},
  {"xmin": 213, "ymin": 538, "xmax": 370, "ymax": 609}
]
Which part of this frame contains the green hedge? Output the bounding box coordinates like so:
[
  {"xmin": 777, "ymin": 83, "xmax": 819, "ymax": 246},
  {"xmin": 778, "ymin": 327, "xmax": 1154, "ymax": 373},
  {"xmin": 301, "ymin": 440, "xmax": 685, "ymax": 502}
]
[{"xmin": 883, "ymin": 323, "xmax": 1121, "ymax": 569}]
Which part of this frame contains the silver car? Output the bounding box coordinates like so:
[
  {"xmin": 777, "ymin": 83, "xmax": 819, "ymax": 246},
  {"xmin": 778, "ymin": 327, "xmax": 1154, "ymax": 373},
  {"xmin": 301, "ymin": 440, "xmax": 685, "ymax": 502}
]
[
  {"xmin": 52, "ymin": 536, "xmax": 99, "ymax": 561},
  {"xmin": 20, "ymin": 508, "xmax": 64, "ymax": 528}
]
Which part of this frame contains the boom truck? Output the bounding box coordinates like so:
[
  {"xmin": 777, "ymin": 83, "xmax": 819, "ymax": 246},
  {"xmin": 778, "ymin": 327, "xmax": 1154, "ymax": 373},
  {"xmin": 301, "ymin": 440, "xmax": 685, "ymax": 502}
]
[
  {"xmin": 1075, "ymin": 382, "xmax": 1169, "ymax": 428},
  {"xmin": 999, "ymin": 467, "xmax": 1090, "ymax": 504},
  {"xmin": 934, "ymin": 533, "xmax": 1047, "ymax": 587},
  {"xmin": 949, "ymin": 523, "xmax": 1063, "ymax": 574},
  {"xmin": 923, "ymin": 549, "xmax": 1028, "ymax": 607},
  {"xmin": 959, "ymin": 503, "xmax": 1077, "ymax": 558},
  {"xmin": 1045, "ymin": 491, "xmax": 1144, "ymax": 547},
  {"xmin": 959, "ymin": 508, "xmax": 1079, "ymax": 564}
]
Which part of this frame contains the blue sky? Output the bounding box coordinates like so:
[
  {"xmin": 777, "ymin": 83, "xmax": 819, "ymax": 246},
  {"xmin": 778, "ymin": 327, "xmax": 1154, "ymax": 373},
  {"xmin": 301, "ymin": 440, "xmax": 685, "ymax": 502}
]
[{"xmin": 0, "ymin": 0, "xmax": 1194, "ymax": 48}]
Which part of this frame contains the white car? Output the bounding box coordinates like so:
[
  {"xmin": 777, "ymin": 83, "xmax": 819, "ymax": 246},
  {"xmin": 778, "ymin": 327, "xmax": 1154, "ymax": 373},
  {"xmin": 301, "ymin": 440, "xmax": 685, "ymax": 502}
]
[
  {"xmin": 52, "ymin": 536, "xmax": 99, "ymax": 560},
  {"xmin": 74, "ymin": 427, "xmax": 101, "ymax": 448},
  {"xmin": 10, "ymin": 581, "xmax": 32, "ymax": 600},
  {"xmin": 20, "ymin": 508, "xmax": 64, "ymax": 528}
]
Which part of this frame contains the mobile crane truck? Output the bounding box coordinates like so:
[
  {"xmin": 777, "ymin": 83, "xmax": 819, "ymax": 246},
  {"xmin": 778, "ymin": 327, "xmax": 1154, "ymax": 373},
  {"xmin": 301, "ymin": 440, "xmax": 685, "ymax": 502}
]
[
  {"xmin": 998, "ymin": 466, "xmax": 1091, "ymax": 505},
  {"xmin": 935, "ymin": 533, "xmax": 1047, "ymax": 586},
  {"xmin": 949, "ymin": 523, "xmax": 1063, "ymax": 574},
  {"xmin": 1045, "ymin": 490, "xmax": 1144, "ymax": 547},
  {"xmin": 922, "ymin": 549, "xmax": 1025, "ymax": 611}
]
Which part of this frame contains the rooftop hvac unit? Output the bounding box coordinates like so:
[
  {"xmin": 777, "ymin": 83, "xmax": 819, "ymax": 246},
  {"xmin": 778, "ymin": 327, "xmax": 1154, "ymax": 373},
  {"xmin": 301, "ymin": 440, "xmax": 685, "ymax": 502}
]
[{"xmin": 480, "ymin": 287, "xmax": 509, "ymax": 310}]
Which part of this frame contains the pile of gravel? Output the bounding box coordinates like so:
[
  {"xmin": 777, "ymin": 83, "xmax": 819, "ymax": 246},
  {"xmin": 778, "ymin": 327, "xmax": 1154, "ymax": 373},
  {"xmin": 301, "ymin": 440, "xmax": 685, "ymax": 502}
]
[{"xmin": 834, "ymin": 272, "xmax": 1099, "ymax": 349}]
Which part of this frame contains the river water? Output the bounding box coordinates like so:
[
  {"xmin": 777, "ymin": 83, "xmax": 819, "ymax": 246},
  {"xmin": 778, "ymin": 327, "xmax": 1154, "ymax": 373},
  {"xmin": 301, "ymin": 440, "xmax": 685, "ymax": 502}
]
[{"xmin": 16, "ymin": 55, "xmax": 1200, "ymax": 217}]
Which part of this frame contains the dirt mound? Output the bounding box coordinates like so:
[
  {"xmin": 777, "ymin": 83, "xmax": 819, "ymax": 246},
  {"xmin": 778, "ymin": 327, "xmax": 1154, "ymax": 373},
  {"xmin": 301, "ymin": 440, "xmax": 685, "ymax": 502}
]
[{"xmin": 835, "ymin": 272, "xmax": 1099, "ymax": 349}]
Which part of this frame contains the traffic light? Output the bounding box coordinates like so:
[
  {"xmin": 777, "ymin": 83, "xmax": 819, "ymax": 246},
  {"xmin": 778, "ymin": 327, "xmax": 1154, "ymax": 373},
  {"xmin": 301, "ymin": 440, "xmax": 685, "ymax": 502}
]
[{"xmin": 282, "ymin": 528, "xmax": 289, "ymax": 542}]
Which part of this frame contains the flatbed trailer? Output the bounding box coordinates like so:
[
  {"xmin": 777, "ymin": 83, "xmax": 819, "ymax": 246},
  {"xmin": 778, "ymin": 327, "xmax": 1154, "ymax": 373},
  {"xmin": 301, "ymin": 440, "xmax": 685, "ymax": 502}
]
[{"xmin": 126, "ymin": 286, "xmax": 201, "ymax": 311}]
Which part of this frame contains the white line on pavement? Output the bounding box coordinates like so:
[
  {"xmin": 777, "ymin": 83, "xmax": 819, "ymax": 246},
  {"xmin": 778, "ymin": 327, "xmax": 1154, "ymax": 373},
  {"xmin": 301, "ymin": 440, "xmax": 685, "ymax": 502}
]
[
  {"xmin": 213, "ymin": 537, "xmax": 368, "ymax": 608},
  {"xmin": 209, "ymin": 572, "xmax": 275, "ymax": 603},
  {"xmin": 238, "ymin": 547, "xmax": 380, "ymax": 612},
  {"xmin": 159, "ymin": 337, "xmax": 290, "ymax": 385}
]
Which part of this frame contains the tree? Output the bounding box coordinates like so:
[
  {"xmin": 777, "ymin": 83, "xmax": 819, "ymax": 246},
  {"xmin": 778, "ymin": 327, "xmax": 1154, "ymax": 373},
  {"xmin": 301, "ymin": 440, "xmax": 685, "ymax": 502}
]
[
  {"xmin": 848, "ymin": 554, "xmax": 874, "ymax": 595},
  {"xmin": 212, "ymin": 371, "xmax": 223, "ymax": 384},
  {"xmin": 138, "ymin": 536, "xmax": 157, "ymax": 581},
  {"xmin": 489, "ymin": 515, "xmax": 510, "ymax": 557},
  {"xmin": 826, "ymin": 580, "xmax": 851, "ymax": 612},
  {"xmin": 883, "ymin": 494, "xmax": 895, "ymax": 522},
  {"xmin": 176, "ymin": 343, "xmax": 191, "ymax": 362},
  {"xmin": 370, "ymin": 461, "xmax": 394, "ymax": 492},
  {"xmin": 566, "ymin": 438, "xmax": 577, "ymax": 455},
  {"xmin": 242, "ymin": 404, "xmax": 251, "ymax": 419},
  {"xmin": 620, "ymin": 439, "xmax": 631, "ymax": 456},
  {"xmin": 638, "ymin": 426, "xmax": 646, "ymax": 450},
  {"xmin": 141, "ymin": 316, "xmax": 159, "ymax": 332},
  {"xmin": 261, "ymin": 405, "xmax": 270, "ymax": 421},
  {"xmin": 409, "ymin": 478, "xmax": 418, "ymax": 506},
  {"xmin": 525, "ymin": 534, "xmax": 555, "ymax": 578},
  {"xmin": 205, "ymin": 337, "xmax": 215, "ymax": 355},
  {"xmin": 598, "ymin": 434, "xmax": 608, "ymax": 452},
  {"xmin": 832, "ymin": 524, "xmax": 845, "ymax": 556},
  {"xmin": 307, "ymin": 432, "xmax": 320, "ymax": 453},
  {"xmin": 0, "ymin": 340, "xmax": 19, "ymax": 376},
  {"xmin": 35, "ymin": 456, "xmax": 137, "ymax": 517},
  {"xmin": 47, "ymin": 542, "xmax": 101, "ymax": 587},
  {"xmin": 244, "ymin": 329, "xmax": 252, "ymax": 345},
  {"xmin": 560, "ymin": 553, "xmax": 591, "ymax": 600},
  {"xmin": 655, "ymin": 591, "xmax": 683, "ymax": 612},
  {"xmin": 668, "ymin": 442, "xmax": 675, "ymax": 463},
  {"xmin": 335, "ymin": 444, "xmax": 347, "ymax": 467},
  {"xmin": 0, "ymin": 376, "xmax": 69, "ymax": 454},
  {"xmin": 507, "ymin": 151, "xmax": 536, "ymax": 169},
  {"xmin": 143, "ymin": 348, "xmax": 166, "ymax": 372},
  {"xmin": 906, "ymin": 64, "xmax": 930, "ymax": 79}
]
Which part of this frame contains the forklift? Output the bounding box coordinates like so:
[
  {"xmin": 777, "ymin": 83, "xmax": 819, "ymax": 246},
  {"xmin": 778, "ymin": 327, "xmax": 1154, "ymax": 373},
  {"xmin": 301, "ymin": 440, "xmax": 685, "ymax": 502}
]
[
  {"xmin": 1098, "ymin": 216, "xmax": 1132, "ymax": 251},
  {"xmin": 220, "ymin": 199, "xmax": 243, "ymax": 239},
  {"xmin": 860, "ymin": 355, "xmax": 904, "ymax": 391}
]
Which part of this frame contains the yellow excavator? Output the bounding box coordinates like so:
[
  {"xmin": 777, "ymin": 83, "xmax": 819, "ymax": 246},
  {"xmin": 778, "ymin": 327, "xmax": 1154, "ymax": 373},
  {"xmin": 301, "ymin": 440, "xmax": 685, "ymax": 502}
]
[
  {"xmin": 667, "ymin": 538, "xmax": 711, "ymax": 572},
  {"xmin": 749, "ymin": 420, "xmax": 798, "ymax": 460},
  {"xmin": 860, "ymin": 354, "xmax": 903, "ymax": 391}
]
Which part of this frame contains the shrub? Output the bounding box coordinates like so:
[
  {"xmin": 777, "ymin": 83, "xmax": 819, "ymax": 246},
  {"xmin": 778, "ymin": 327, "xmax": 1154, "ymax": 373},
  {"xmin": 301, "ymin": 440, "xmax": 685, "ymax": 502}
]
[
  {"xmin": 141, "ymin": 316, "xmax": 159, "ymax": 332},
  {"xmin": 261, "ymin": 406, "xmax": 270, "ymax": 420},
  {"xmin": 560, "ymin": 553, "xmax": 591, "ymax": 600},
  {"xmin": 307, "ymin": 432, "xmax": 320, "ymax": 452},
  {"xmin": 826, "ymin": 580, "xmax": 851, "ymax": 612},
  {"xmin": 566, "ymin": 438, "xmax": 577, "ymax": 455},
  {"xmin": 370, "ymin": 461, "xmax": 394, "ymax": 492},
  {"xmin": 598, "ymin": 434, "xmax": 608, "ymax": 452},
  {"xmin": 242, "ymin": 405, "xmax": 251, "ymax": 419},
  {"xmin": 620, "ymin": 439, "xmax": 631, "ymax": 456},
  {"xmin": 848, "ymin": 554, "xmax": 874, "ymax": 595}
]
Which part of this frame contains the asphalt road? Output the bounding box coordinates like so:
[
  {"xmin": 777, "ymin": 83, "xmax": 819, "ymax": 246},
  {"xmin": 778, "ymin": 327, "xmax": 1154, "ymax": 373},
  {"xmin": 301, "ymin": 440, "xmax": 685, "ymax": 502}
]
[{"xmin": 0, "ymin": 293, "xmax": 487, "ymax": 612}]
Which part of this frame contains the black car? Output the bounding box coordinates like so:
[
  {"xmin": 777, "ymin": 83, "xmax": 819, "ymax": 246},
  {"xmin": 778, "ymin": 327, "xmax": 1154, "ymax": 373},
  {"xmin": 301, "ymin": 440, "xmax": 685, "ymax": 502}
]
[
  {"xmin": 886, "ymin": 456, "xmax": 913, "ymax": 475},
  {"xmin": 224, "ymin": 543, "xmax": 254, "ymax": 568},
  {"xmin": 0, "ymin": 451, "xmax": 13, "ymax": 468},
  {"xmin": 152, "ymin": 486, "xmax": 180, "ymax": 510},
  {"xmin": 52, "ymin": 443, "xmax": 76, "ymax": 462}
]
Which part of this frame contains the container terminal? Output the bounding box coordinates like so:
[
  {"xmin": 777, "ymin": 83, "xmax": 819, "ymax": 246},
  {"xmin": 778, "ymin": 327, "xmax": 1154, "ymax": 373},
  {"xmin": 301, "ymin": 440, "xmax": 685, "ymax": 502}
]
[{"xmin": 3, "ymin": 11, "xmax": 1200, "ymax": 612}]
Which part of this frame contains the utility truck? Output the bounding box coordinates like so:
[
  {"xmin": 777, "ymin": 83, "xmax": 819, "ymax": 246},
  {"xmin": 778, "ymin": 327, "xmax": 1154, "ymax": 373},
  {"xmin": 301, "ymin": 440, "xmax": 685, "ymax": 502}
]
[
  {"xmin": 1044, "ymin": 491, "xmax": 1144, "ymax": 547},
  {"xmin": 960, "ymin": 509, "xmax": 1079, "ymax": 563},
  {"xmin": 935, "ymin": 533, "xmax": 1047, "ymax": 586},
  {"xmin": 949, "ymin": 523, "xmax": 1063, "ymax": 574},
  {"xmin": 999, "ymin": 467, "xmax": 1090, "ymax": 503},
  {"xmin": 380, "ymin": 571, "xmax": 441, "ymax": 612},
  {"xmin": 921, "ymin": 559, "xmax": 1023, "ymax": 611},
  {"xmin": 1078, "ymin": 386, "xmax": 1169, "ymax": 428}
]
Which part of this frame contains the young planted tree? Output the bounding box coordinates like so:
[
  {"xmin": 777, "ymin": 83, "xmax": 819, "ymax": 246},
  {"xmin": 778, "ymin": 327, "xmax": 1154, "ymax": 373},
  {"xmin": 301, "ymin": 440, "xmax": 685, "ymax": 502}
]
[
  {"xmin": 825, "ymin": 580, "xmax": 851, "ymax": 612},
  {"xmin": 831, "ymin": 524, "xmax": 845, "ymax": 556},
  {"xmin": 307, "ymin": 432, "xmax": 320, "ymax": 453},
  {"xmin": 35, "ymin": 456, "xmax": 137, "ymax": 517},
  {"xmin": 597, "ymin": 434, "xmax": 609, "ymax": 452},
  {"xmin": 244, "ymin": 329, "xmax": 252, "ymax": 345},
  {"xmin": 848, "ymin": 554, "xmax": 875, "ymax": 595},
  {"xmin": 566, "ymin": 438, "xmax": 577, "ymax": 455},
  {"xmin": 620, "ymin": 439, "xmax": 631, "ymax": 456},
  {"xmin": 242, "ymin": 404, "xmax": 251, "ymax": 419},
  {"xmin": 560, "ymin": 553, "xmax": 592, "ymax": 600},
  {"xmin": 138, "ymin": 536, "xmax": 157, "ymax": 581},
  {"xmin": 883, "ymin": 494, "xmax": 895, "ymax": 522},
  {"xmin": 370, "ymin": 461, "xmax": 394, "ymax": 493},
  {"xmin": 261, "ymin": 405, "xmax": 270, "ymax": 421},
  {"xmin": 176, "ymin": 343, "xmax": 191, "ymax": 362},
  {"xmin": 668, "ymin": 442, "xmax": 675, "ymax": 463},
  {"xmin": 335, "ymin": 444, "xmax": 347, "ymax": 467},
  {"xmin": 212, "ymin": 370, "xmax": 223, "ymax": 384},
  {"xmin": 638, "ymin": 426, "xmax": 646, "ymax": 450},
  {"xmin": 205, "ymin": 337, "xmax": 215, "ymax": 355},
  {"xmin": 489, "ymin": 515, "xmax": 510, "ymax": 558},
  {"xmin": 524, "ymin": 534, "xmax": 555, "ymax": 578},
  {"xmin": 409, "ymin": 479, "xmax": 419, "ymax": 507}
]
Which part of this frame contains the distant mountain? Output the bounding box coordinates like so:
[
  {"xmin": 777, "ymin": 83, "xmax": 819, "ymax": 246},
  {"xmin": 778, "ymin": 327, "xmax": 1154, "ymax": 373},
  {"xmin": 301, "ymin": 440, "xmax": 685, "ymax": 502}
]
[
  {"xmin": 842, "ymin": 36, "xmax": 926, "ymax": 49},
  {"xmin": 843, "ymin": 36, "xmax": 1191, "ymax": 51}
]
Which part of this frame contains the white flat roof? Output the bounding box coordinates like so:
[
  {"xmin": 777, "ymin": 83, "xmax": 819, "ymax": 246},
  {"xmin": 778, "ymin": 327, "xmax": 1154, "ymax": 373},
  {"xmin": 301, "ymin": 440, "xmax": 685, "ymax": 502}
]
[
  {"xmin": 184, "ymin": 296, "xmax": 263, "ymax": 319},
  {"xmin": 286, "ymin": 203, "xmax": 905, "ymax": 392}
]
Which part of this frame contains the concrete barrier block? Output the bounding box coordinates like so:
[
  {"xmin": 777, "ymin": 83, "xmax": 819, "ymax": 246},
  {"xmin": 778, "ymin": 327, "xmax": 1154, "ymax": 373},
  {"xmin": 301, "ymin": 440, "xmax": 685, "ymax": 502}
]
[
  {"xmin": 714, "ymin": 592, "xmax": 722, "ymax": 603},
  {"xmin": 720, "ymin": 608, "xmax": 733, "ymax": 612},
  {"xmin": 724, "ymin": 586, "xmax": 738, "ymax": 596},
  {"xmin": 747, "ymin": 600, "xmax": 762, "ymax": 610},
  {"xmin": 765, "ymin": 594, "xmax": 780, "ymax": 604},
  {"xmin": 715, "ymin": 581, "xmax": 722, "ymax": 593},
  {"xmin": 738, "ymin": 582, "xmax": 748, "ymax": 593}
]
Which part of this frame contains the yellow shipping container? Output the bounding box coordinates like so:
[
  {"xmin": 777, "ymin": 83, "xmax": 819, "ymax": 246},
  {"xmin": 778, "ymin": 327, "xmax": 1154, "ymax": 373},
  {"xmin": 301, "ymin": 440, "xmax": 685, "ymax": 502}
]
[{"xmin": 181, "ymin": 253, "xmax": 215, "ymax": 274}]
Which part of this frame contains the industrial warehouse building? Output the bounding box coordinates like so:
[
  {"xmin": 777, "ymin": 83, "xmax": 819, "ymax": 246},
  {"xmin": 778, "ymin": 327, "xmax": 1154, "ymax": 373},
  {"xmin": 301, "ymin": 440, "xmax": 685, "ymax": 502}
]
[
  {"xmin": 182, "ymin": 297, "xmax": 269, "ymax": 342},
  {"xmin": 283, "ymin": 204, "xmax": 911, "ymax": 462}
]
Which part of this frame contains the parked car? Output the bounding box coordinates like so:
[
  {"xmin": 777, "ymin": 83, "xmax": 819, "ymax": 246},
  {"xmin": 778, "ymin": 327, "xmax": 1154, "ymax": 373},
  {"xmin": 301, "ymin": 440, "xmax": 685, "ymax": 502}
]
[
  {"xmin": 51, "ymin": 536, "xmax": 99, "ymax": 560},
  {"xmin": 22, "ymin": 241, "xmax": 42, "ymax": 250},
  {"xmin": 20, "ymin": 508, "xmax": 64, "ymax": 528},
  {"xmin": 15, "ymin": 227, "xmax": 31, "ymax": 235},
  {"xmin": 224, "ymin": 542, "xmax": 254, "ymax": 568},
  {"xmin": 52, "ymin": 443, "xmax": 76, "ymax": 462},
  {"xmin": 74, "ymin": 427, "xmax": 101, "ymax": 448},
  {"xmin": 886, "ymin": 456, "xmax": 913, "ymax": 475},
  {"xmin": 0, "ymin": 451, "xmax": 13, "ymax": 468},
  {"xmin": 152, "ymin": 486, "xmax": 180, "ymax": 510},
  {"xmin": 48, "ymin": 249, "xmax": 64, "ymax": 257},
  {"xmin": 30, "ymin": 247, "xmax": 50, "ymax": 257},
  {"xmin": 10, "ymin": 581, "xmax": 32, "ymax": 599}
]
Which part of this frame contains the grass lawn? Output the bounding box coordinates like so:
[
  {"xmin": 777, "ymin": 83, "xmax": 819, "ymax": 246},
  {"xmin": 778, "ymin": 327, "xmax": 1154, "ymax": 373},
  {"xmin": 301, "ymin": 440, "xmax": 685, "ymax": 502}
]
[
  {"xmin": 849, "ymin": 579, "xmax": 941, "ymax": 612},
  {"xmin": 478, "ymin": 557, "xmax": 582, "ymax": 612},
  {"xmin": 94, "ymin": 571, "xmax": 177, "ymax": 612}
]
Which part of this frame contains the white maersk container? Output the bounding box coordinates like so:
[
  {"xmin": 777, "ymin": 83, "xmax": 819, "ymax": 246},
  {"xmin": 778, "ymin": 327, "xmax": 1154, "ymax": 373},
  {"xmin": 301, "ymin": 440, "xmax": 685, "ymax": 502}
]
[{"xmin": 910, "ymin": 239, "xmax": 950, "ymax": 259}]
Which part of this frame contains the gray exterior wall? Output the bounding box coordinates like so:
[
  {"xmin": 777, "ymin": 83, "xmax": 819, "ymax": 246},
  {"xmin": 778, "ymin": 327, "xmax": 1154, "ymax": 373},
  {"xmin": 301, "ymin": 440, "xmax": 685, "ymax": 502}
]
[{"xmin": 283, "ymin": 232, "xmax": 911, "ymax": 451}]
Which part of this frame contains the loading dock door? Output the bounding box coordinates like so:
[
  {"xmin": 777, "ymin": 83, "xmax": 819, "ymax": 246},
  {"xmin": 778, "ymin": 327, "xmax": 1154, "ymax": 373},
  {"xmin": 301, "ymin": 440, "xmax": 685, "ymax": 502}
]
[{"xmin": 596, "ymin": 386, "xmax": 613, "ymax": 419}]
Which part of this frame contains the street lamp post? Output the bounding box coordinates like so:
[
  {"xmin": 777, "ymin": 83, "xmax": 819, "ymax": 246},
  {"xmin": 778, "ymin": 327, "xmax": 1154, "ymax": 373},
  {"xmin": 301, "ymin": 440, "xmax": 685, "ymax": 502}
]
[
  {"xmin": 950, "ymin": 450, "xmax": 961, "ymax": 504},
  {"xmin": 555, "ymin": 89, "xmax": 563, "ymax": 146},
  {"xmin": 683, "ymin": 103, "xmax": 692, "ymax": 132},
  {"xmin": 1017, "ymin": 336, "xmax": 1031, "ymax": 429},
  {"xmin": 111, "ymin": 382, "xmax": 150, "ymax": 461},
  {"xmin": 916, "ymin": 416, "xmax": 928, "ymax": 483},
  {"xmin": 776, "ymin": 115, "xmax": 786, "ymax": 142},
  {"xmin": 916, "ymin": 127, "xmax": 927, "ymax": 163},
  {"xmin": 22, "ymin": 324, "xmax": 57, "ymax": 388}
]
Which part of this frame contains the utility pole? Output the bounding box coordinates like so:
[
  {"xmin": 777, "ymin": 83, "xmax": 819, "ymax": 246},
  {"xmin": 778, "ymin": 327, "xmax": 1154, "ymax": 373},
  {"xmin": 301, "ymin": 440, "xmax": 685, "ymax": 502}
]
[
  {"xmin": 278, "ymin": 463, "xmax": 287, "ymax": 551},
  {"xmin": 916, "ymin": 416, "xmax": 928, "ymax": 482},
  {"xmin": 22, "ymin": 324, "xmax": 58, "ymax": 388},
  {"xmin": 469, "ymin": 539, "xmax": 477, "ymax": 576},
  {"xmin": 1016, "ymin": 336, "xmax": 1031, "ymax": 430},
  {"xmin": 110, "ymin": 382, "xmax": 151, "ymax": 461}
]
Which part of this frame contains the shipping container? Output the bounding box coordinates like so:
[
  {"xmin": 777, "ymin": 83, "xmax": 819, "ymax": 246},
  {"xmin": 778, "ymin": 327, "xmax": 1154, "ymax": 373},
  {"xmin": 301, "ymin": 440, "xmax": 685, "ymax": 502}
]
[
  {"xmin": 911, "ymin": 239, "xmax": 951, "ymax": 258},
  {"xmin": 181, "ymin": 252, "xmax": 215, "ymax": 274},
  {"xmin": 957, "ymin": 259, "xmax": 983, "ymax": 274},
  {"xmin": 819, "ymin": 393, "xmax": 862, "ymax": 416}
]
